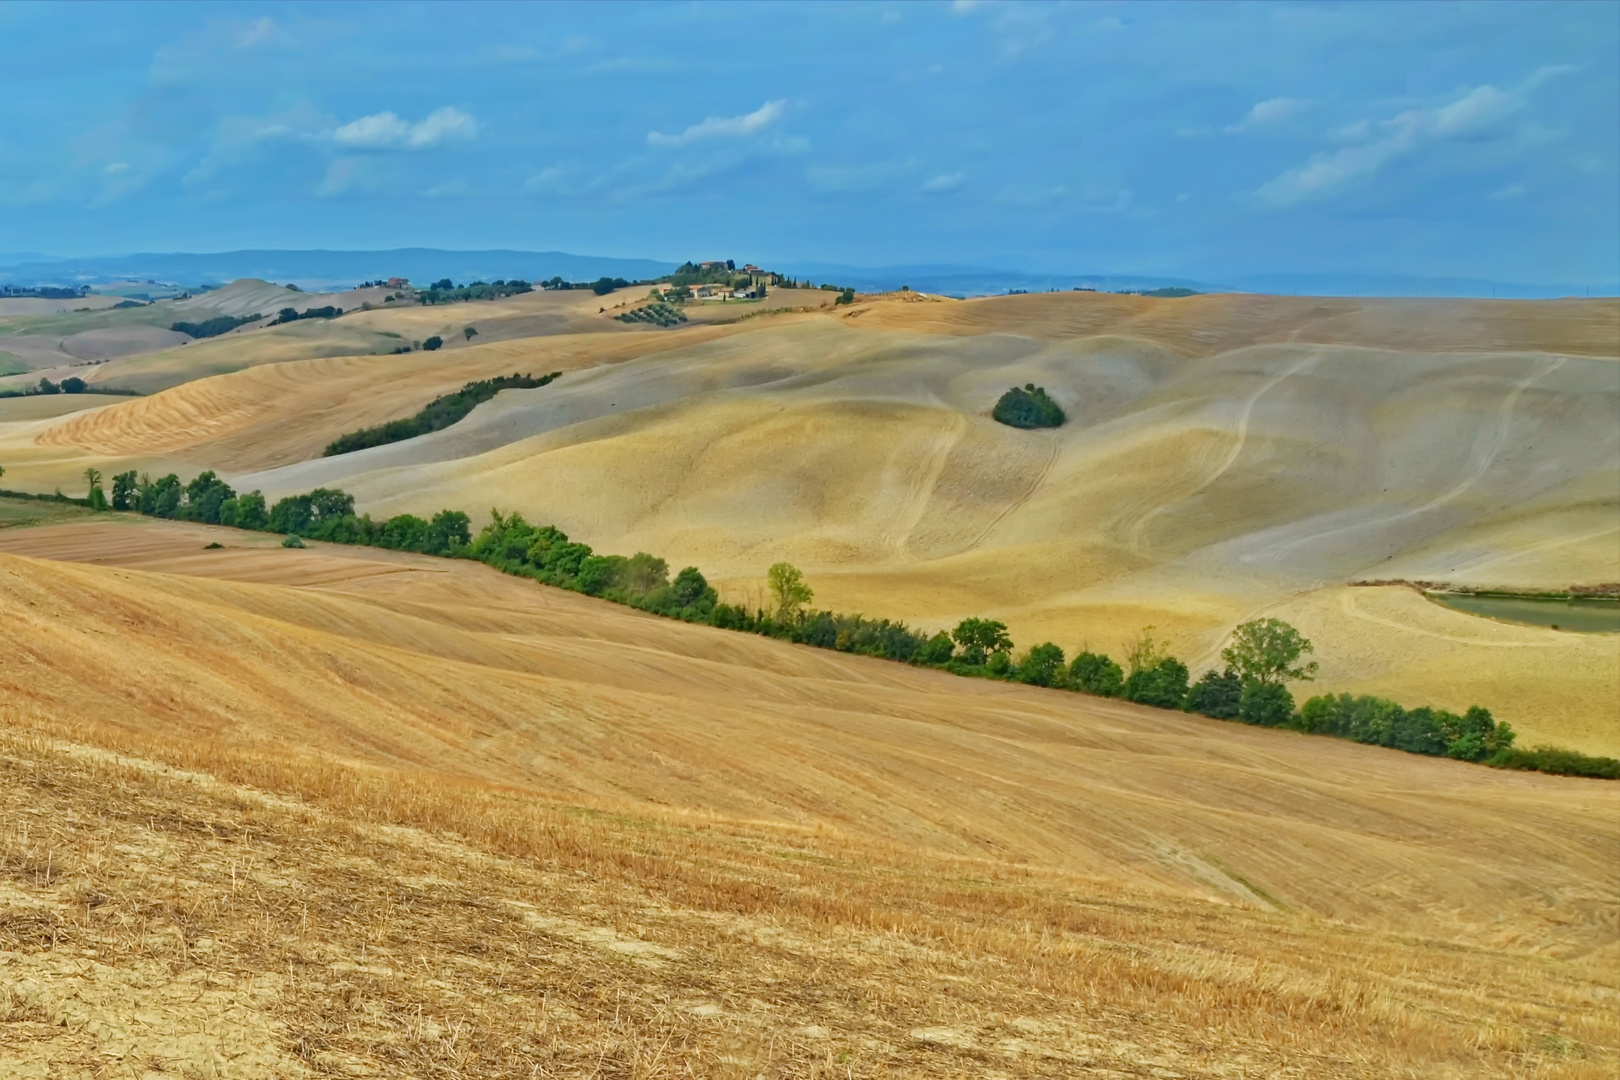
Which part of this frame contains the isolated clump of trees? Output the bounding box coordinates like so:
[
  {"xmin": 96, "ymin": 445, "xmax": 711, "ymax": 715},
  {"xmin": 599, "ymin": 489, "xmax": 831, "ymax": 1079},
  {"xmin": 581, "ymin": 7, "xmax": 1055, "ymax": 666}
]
[
  {"xmin": 323, "ymin": 372, "xmax": 561, "ymax": 456},
  {"xmin": 65, "ymin": 466, "xmax": 1614, "ymax": 783},
  {"xmin": 993, "ymin": 384, "xmax": 1066, "ymax": 429},
  {"xmin": 171, "ymin": 313, "xmax": 261, "ymax": 338}
]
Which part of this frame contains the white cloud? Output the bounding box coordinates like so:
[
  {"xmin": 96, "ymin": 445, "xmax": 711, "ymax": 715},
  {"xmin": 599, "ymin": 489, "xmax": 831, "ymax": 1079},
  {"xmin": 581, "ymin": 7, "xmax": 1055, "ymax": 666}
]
[
  {"xmin": 331, "ymin": 107, "xmax": 477, "ymax": 150},
  {"xmin": 1491, "ymin": 182, "xmax": 1527, "ymax": 201},
  {"xmin": 316, "ymin": 157, "xmax": 362, "ymax": 197},
  {"xmin": 1225, "ymin": 97, "xmax": 1309, "ymax": 134},
  {"xmin": 1255, "ymin": 77, "xmax": 1557, "ymax": 206},
  {"xmin": 234, "ymin": 17, "xmax": 285, "ymax": 49},
  {"xmin": 951, "ymin": 0, "xmax": 985, "ymax": 12},
  {"xmin": 102, "ymin": 162, "xmax": 130, "ymax": 176},
  {"xmin": 921, "ymin": 172, "xmax": 965, "ymax": 194},
  {"xmin": 647, "ymin": 100, "xmax": 785, "ymax": 148}
]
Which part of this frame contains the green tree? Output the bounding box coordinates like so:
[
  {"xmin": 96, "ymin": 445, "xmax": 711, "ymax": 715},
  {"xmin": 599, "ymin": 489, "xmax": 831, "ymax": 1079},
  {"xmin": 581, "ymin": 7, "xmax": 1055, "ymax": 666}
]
[
  {"xmin": 767, "ymin": 562, "xmax": 813, "ymax": 619},
  {"xmin": 992, "ymin": 384, "xmax": 1065, "ymax": 429},
  {"xmin": 1017, "ymin": 642, "xmax": 1066, "ymax": 686},
  {"xmin": 1123, "ymin": 657, "xmax": 1190, "ymax": 709},
  {"xmin": 423, "ymin": 335, "xmax": 443, "ymax": 351},
  {"xmin": 670, "ymin": 566, "xmax": 716, "ymax": 610},
  {"xmin": 1069, "ymin": 651, "xmax": 1124, "ymax": 696},
  {"xmin": 1221, "ymin": 618, "xmax": 1319, "ymax": 686},
  {"xmin": 621, "ymin": 552, "xmax": 670, "ymax": 594},
  {"xmin": 1185, "ymin": 670, "xmax": 1242, "ymax": 719},
  {"xmin": 916, "ymin": 631, "xmax": 954, "ymax": 665},
  {"xmin": 952, "ymin": 618, "xmax": 1012, "ymax": 666},
  {"xmin": 110, "ymin": 470, "xmax": 137, "ymax": 510},
  {"xmin": 1238, "ymin": 681, "xmax": 1294, "ymax": 726},
  {"xmin": 463, "ymin": 326, "xmax": 478, "ymax": 340},
  {"xmin": 83, "ymin": 467, "xmax": 107, "ymax": 511}
]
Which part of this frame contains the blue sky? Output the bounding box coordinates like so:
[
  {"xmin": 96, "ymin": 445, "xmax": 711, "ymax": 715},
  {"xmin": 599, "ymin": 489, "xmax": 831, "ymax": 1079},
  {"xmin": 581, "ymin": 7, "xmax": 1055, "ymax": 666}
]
[{"xmin": 2, "ymin": 1, "xmax": 1616, "ymax": 285}]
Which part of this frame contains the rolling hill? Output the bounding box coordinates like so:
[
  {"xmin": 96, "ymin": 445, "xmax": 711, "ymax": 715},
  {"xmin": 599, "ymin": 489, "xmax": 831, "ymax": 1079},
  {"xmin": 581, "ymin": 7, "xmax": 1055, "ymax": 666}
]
[
  {"xmin": 6, "ymin": 289, "xmax": 1617, "ymax": 755},
  {"xmin": 0, "ymin": 513, "xmax": 1615, "ymax": 1077}
]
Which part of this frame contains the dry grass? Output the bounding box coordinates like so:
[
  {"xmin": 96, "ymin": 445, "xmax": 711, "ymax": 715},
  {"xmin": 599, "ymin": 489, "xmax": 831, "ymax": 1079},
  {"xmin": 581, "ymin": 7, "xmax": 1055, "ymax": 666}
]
[
  {"xmin": 1, "ymin": 523, "xmax": 1617, "ymax": 1076},
  {"xmin": 4, "ymin": 718, "xmax": 1617, "ymax": 1079}
]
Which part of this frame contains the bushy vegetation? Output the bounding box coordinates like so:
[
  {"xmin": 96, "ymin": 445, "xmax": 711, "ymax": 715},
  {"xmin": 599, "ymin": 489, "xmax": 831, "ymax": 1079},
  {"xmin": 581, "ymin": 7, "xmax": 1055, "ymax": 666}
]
[
  {"xmin": 0, "ymin": 377, "xmax": 137, "ymax": 400},
  {"xmin": 171, "ymin": 313, "xmax": 261, "ymax": 338},
  {"xmin": 323, "ymin": 372, "xmax": 561, "ymax": 456},
  {"xmin": 270, "ymin": 305, "xmax": 342, "ymax": 325},
  {"xmin": 615, "ymin": 302, "xmax": 687, "ymax": 327},
  {"xmin": 993, "ymin": 384, "xmax": 1066, "ymax": 429},
  {"xmin": 536, "ymin": 277, "xmax": 626, "ymax": 295},
  {"xmin": 96, "ymin": 473, "xmax": 1614, "ymax": 783},
  {"xmin": 417, "ymin": 280, "xmax": 534, "ymax": 305}
]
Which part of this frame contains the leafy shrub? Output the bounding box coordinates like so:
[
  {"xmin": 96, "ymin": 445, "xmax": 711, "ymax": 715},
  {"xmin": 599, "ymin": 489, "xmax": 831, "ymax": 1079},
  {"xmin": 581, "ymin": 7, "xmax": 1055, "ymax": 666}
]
[
  {"xmin": 1238, "ymin": 681, "xmax": 1294, "ymax": 727},
  {"xmin": 1017, "ymin": 642, "xmax": 1066, "ymax": 686},
  {"xmin": 1186, "ymin": 670, "xmax": 1242, "ymax": 719},
  {"xmin": 1069, "ymin": 651, "xmax": 1124, "ymax": 697},
  {"xmin": 1123, "ymin": 657, "xmax": 1189, "ymax": 709},
  {"xmin": 422, "ymin": 335, "xmax": 443, "ymax": 351},
  {"xmin": 992, "ymin": 384, "xmax": 1065, "ymax": 429},
  {"xmin": 1487, "ymin": 746, "xmax": 1620, "ymax": 780},
  {"xmin": 281, "ymin": 535, "xmax": 306, "ymax": 548}
]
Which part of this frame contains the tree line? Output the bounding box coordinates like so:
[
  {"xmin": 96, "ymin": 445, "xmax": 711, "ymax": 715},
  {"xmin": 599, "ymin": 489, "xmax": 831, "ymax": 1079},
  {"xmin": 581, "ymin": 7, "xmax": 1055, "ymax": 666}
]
[
  {"xmin": 418, "ymin": 280, "xmax": 536, "ymax": 304},
  {"xmin": 171, "ymin": 313, "xmax": 261, "ymax": 338},
  {"xmin": 69, "ymin": 472, "xmax": 1619, "ymax": 782},
  {"xmin": 323, "ymin": 372, "xmax": 561, "ymax": 456}
]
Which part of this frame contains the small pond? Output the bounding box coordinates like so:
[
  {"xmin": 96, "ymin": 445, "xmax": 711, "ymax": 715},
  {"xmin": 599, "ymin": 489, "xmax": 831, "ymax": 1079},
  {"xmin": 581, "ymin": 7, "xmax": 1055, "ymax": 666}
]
[{"xmin": 1428, "ymin": 593, "xmax": 1620, "ymax": 633}]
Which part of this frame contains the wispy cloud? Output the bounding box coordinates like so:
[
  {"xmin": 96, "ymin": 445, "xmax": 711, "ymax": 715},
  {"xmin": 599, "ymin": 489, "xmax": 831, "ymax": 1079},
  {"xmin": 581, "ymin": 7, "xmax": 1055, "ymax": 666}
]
[
  {"xmin": 1225, "ymin": 97, "xmax": 1308, "ymax": 134},
  {"xmin": 234, "ymin": 17, "xmax": 286, "ymax": 49},
  {"xmin": 921, "ymin": 172, "xmax": 965, "ymax": 194},
  {"xmin": 647, "ymin": 100, "xmax": 785, "ymax": 148},
  {"xmin": 316, "ymin": 157, "xmax": 363, "ymax": 197},
  {"xmin": 331, "ymin": 107, "xmax": 477, "ymax": 151},
  {"xmin": 1255, "ymin": 70, "xmax": 1568, "ymax": 206}
]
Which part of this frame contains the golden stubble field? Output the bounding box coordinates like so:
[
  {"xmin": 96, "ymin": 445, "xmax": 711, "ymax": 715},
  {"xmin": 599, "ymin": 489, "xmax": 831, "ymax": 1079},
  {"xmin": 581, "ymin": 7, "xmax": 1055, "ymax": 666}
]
[
  {"xmin": 0, "ymin": 514, "xmax": 1616, "ymax": 1078},
  {"xmin": 8, "ymin": 289, "xmax": 1612, "ymax": 753}
]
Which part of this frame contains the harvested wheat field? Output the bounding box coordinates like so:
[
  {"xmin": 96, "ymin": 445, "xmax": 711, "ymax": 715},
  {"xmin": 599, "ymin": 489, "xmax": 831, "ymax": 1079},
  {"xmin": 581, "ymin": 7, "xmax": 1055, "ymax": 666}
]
[
  {"xmin": 10, "ymin": 290, "xmax": 1619, "ymax": 753},
  {"xmin": 0, "ymin": 513, "xmax": 1616, "ymax": 1078}
]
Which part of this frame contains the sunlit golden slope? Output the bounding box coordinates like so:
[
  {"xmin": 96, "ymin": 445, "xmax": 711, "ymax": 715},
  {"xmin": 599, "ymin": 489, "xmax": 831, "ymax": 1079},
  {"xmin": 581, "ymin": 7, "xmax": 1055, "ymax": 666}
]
[
  {"xmin": 16, "ymin": 292, "xmax": 1620, "ymax": 753},
  {"xmin": 851, "ymin": 289, "xmax": 1620, "ymax": 356},
  {"xmin": 0, "ymin": 517, "xmax": 1616, "ymax": 1077}
]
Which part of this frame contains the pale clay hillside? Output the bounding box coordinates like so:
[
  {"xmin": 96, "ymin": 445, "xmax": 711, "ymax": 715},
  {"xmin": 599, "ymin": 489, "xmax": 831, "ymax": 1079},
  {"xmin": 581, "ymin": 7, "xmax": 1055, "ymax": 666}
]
[{"xmin": 0, "ymin": 283, "xmax": 1616, "ymax": 1078}]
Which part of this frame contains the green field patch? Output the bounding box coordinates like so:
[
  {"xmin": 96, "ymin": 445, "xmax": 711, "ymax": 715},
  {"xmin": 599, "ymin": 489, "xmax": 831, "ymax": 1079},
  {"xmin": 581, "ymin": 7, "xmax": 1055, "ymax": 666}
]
[{"xmin": 1428, "ymin": 592, "xmax": 1620, "ymax": 633}]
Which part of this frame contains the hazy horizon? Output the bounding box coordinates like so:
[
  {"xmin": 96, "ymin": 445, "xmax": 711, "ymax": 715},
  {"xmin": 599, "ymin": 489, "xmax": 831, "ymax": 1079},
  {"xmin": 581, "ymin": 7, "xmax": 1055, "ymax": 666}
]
[{"xmin": 2, "ymin": 1, "xmax": 1617, "ymax": 289}]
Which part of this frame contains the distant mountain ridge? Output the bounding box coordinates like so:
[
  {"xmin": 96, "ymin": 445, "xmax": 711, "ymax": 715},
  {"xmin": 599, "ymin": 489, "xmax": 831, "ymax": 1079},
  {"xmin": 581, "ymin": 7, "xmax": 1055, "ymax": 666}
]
[
  {"xmin": 1, "ymin": 249, "xmax": 1612, "ymax": 299},
  {"xmin": 0, "ymin": 249, "xmax": 676, "ymax": 292}
]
